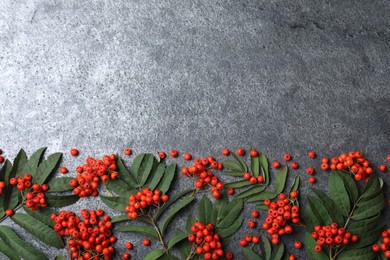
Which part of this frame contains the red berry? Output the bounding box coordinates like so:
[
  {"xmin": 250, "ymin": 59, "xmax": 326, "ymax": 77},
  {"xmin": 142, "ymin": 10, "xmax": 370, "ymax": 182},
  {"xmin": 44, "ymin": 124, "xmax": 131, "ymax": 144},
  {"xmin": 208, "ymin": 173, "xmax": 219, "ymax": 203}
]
[
  {"xmin": 239, "ymin": 239, "xmax": 247, "ymax": 247},
  {"xmin": 122, "ymin": 253, "xmax": 131, "ymax": 260},
  {"xmin": 387, "ymin": 155, "xmax": 390, "ymax": 162},
  {"xmin": 283, "ymin": 154, "xmax": 292, "ymax": 161},
  {"xmin": 291, "ymin": 162, "xmax": 299, "ymax": 169},
  {"xmin": 0, "ymin": 156, "xmax": 4, "ymax": 164},
  {"xmin": 222, "ymin": 149, "xmax": 230, "ymax": 156},
  {"xmin": 227, "ymin": 188, "xmax": 235, "ymax": 195},
  {"xmin": 125, "ymin": 242, "xmax": 133, "ymax": 250},
  {"xmin": 250, "ymin": 149, "xmax": 258, "ymax": 157},
  {"xmin": 170, "ymin": 150, "xmax": 178, "ymax": 157},
  {"xmin": 306, "ymin": 167, "xmax": 315, "ymax": 175},
  {"xmin": 183, "ymin": 153, "xmax": 192, "ymax": 161},
  {"xmin": 308, "ymin": 151, "xmax": 316, "ymax": 158},
  {"xmin": 294, "ymin": 241, "xmax": 302, "ymax": 249},
  {"xmin": 248, "ymin": 220, "xmax": 256, "ymax": 228},
  {"xmin": 243, "ymin": 172, "xmax": 251, "ymax": 180},
  {"xmin": 273, "ymin": 161, "xmax": 281, "ymax": 169},
  {"xmin": 225, "ymin": 252, "xmax": 233, "ymax": 259},
  {"xmin": 236, "ymin": 148, "xmax": 245, "ymax": 156},
  {"xmin": 143, "ymin": 239, "xmax": 151, "ymax": 246},
  {"xmin": 70, "ymin": 148, "xmax": 79, "ymax": 156},
  {"xmin": 309, "ymin": 177, "xmax": 316, "ymax": 184},
  {"xmin": 379, "ymin": 164, "xmax": 387, "ymax": 172},
  {"xmin": 5, "ymin": 209, "xmax": 14, "ymax": 216},
  {"xmin": 249, "ymin": 176, "xmax": 257, "ymax": 184},
  {"xmin": 124, "ymin": 148, "xmax": 132, "ymax": 155},
  {"xmin": 60, "ymin": 167, "xmax": 68, "ymax": 174},
  {"xmin": 251, "ymin": 210, "xmax": 259, "ymax": 218},
  {"xmin": 290, "ymin": 191, "xmax": 298, "ymax": 198},
  {"xmin": 158, "ymin": 151, "xmax": 166, "ymax": 159},
  {"xmin": 257, "ymin": 176, "xmax": 264, "ymax": 183},
  {"xmin": 372, "ymin": 244, "xmax": 380, "ymax": 252}
]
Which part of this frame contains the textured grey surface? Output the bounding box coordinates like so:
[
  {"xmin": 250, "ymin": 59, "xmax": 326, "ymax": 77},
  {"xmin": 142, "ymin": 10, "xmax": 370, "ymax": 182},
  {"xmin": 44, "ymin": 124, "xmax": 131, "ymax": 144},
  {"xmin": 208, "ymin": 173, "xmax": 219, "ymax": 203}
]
[{"xmin": 1, "ymin": 0, "xmax": 390, "ymax": 259}]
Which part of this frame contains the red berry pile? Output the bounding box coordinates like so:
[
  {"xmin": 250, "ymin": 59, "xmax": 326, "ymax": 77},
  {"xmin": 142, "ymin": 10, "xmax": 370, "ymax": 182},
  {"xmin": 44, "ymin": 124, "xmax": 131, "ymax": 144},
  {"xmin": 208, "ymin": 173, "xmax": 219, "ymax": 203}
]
[
  {"xmin": 181, "ymin": 156, "xmax": 224, "ymax": 199},
  {"xmin": 188, "ymin": 222, "xmax": 229, "ymax": 259},
  {"xmin": 262, "ymin": 193, "xmax": 300, "ymax": 244},
  {"xmin": 125, "ymin": 187, "xmax": 168, "ymax": 219},
  {"xmin": 321, "ymin": 151, "xmax": 372, "ymax": 181},
  {"xmin": 52, "ymin": 209, "xmax": 116, "ymax": 260},
  {"xmin": 70, "ymin": 155, "xmax": 118, "ymax": 197},
  {"xmin": 372, "ymin": 227, "xmax": 390, "ymax": 258},
  {"xmin": 9, "ymin": 173, "xmax": 49, "ymax": 210},
  {"xmin": 311, "ymin": 223, "xmax": 358, "ymax": 252}
]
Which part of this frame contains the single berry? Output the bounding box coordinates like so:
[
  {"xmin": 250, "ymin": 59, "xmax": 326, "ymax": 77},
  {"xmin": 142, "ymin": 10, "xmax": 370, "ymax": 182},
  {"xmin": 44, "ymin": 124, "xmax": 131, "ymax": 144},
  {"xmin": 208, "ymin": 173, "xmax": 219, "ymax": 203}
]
[
  {"xmin": 122, "ymin": 253, "xmax": 131, "ymax": 260},
  {"xmin": 124, "ymin": 148, "xmax": 132, "ymax": 156},
  {"xmin": 294, "ymin": 241, "xmax": 302, "ymax": 249},
  {"xmin": 158, "ymin": 151, "xmax": 166, "ymax": 159},
  {"xmin": 250, "ymin": 149, "xmax": 258, "ymax": 157},
  {"xmin": 306, "ymin": 167, "xmax": 315, "ymax": 175},
  {"xmin": 5, "ymin": 209, "xmax": 14, "ymax": 216},
  {"xmin": 309, "ymin": 177, "xmax": 316, "ymax": 184},
  {"xmin": 308, "ymin": 151, "xmax": 316, "ymax": 158},
  {"xmin": 248, "ymin": 220, "xmax": 256, "ymax": 228},
  {"xmin": 222, "ymin": 149, "xmax": 230, "ymax": 156},
  {"xmin": 291, "ymin": 162, "xmax": 299, "ymax": 169},
  {"xmin": 170, "ymin": 150, "xmax": 178, "ymax": 157},
  {"xmin": 273, "ymin": 161, "xmax": 281, "ymax": 169},
  {"xmin": 283, "ymin": 153, "xmax": 292, "ymax": 161},
  {"xmin": 143, "ymin": 239, "xmax": 151, "ymax": 246},
  {"xmin": 290, "ymin": 191, "xmax": 298, "ymax": 198},
  {"xmin": 243, "ymin": 172, "xmax": 251, "ymax": 180},
  {"xmin": 251, "ymin": 210, "xmax": 259, "ymax": 218},
  {"xmin": 183, "ymin": 153, "xmax": 192, "ymax": 161},
  {"xmin": 70, "ymin": 148, "xmax": 79, "ymax": 156},
  {"xmin": 379, "ymin": 164, "xmax": 387, "ymax": 172},
  {"xmin": 236, "ymin": 148, "xmax": 245, "ymax": 156},
  {"xmin": 227, "ymin": 188, "xmax": 235, "ymax": 195},
  {"xmin": 125, "ymin": 242, "xmax": 133, "ymax": 250},
  {"xmin": 60, "ymin": 167, "xmax": 68, "ymax": 174}
]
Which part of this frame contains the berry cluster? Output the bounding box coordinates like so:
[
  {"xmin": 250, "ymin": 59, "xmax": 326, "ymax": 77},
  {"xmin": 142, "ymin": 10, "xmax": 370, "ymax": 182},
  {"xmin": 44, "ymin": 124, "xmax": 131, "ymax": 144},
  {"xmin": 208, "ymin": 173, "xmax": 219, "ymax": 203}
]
[
  {"xmin": 0, "ymin": 181, "xmax": 5, "ymax": 195},
  {"xmin": 239, "ymin": 235, "xmax": 260, "ymax": 246},
  {"xmin": 181, "ymin": 156, "xmax": 224, "ymax": 199},
  {"xmin": 52, "ymin": 209, "xmax": 116, "ymax": 260},
  {"xmin": 125, "ymin": 187, "xmax": 168, "ymax": 219},
  {"xmin": 311, "ymin": 223, "xmax": 358, "ymax": 252},
  {"xmin": 321, "ymin": 151, "xmax": 372, "ymax": 181},
  {"xmin": 9, "ymin": 174, "xmax": 49, "ymax": 210},
  {"xmin": 261, "ymin": 193, "xmax": 300, "ymax": 244},
  {"xmin": 188, "ymin": 222, "xmax": 231, "ymax": 259},
  {"xmin": 70, "ymin": 155, "xmax": 118, "ymax": 197},
  {"xmin": 372, "ymin": 227, "xmax": 390, "ymax": 258}
]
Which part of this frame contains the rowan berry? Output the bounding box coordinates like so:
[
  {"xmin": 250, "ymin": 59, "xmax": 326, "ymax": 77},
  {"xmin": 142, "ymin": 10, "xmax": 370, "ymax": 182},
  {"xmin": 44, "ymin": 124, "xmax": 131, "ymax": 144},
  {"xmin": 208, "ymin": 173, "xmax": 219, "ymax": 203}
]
[
  {"xmin": 239, "ymin": 239, "xmax": 247, "ymax": 246},
  {"xmin": 170, "ymin": 150, "xmax": 178, "ymax": 157},
  {"xmin": 158, "ymin": 151, "xmax": 166, "ymax": 159},
  {"xmin": 222, "ymin": 149, "xmax": 230, "ymax": 156},
  {"xmin": 387, "ymin": 155, "xmax": 390, "ymax": 162},
  {"xmin": 124, "ymin": 148, "xmax": 132, "ymax": 156},
  {"xmin": 60, "ymin": 167, "xmax": 68, "ymax": 174},
  {"xmin": 257, "ymin": 176, "xmax": 264, "ymax": 183},
  {"xmin": 308, "ymin": 151, "xmax": 316, "ymax": 158},
  {"xmin": 288, "ymin": 255, "xmax": 296, "ymax": 260},
  {"xmin": 227, "ymin": 188, "xmax": 235, "ymax": 195},
  {"xmin": 122, "ymin": 252, "xmax": 131, "ymax": 260},
  {"xmin": 283, "ymin": 154, "xmax": 291, "ymax": 161},
  {"xmin": 236, "ymin": 148, "xmax": 245, "ymax": 156},
  {"xmin": 294, "ymin": 241, "xmax": 302, "ymax": 249},
  {"xmin": 250, "ymin": 149, "xmax": 258, "ymax": 157},
  {"xmin": 70, "ymin": 148, "xmax": 79, "ymax": 156},
  {"xmin": 379, "ymin": 164, "xmax": 387, "ymax": 172},
  {"xmin": 273, "ymin": 161, "xmax": 281, "ymax": 169},
  {"xmin": 372, "ymin": 244, "xmax": 380, "ymax": 252},
  {"xmin": 225, "ymin": 252, "xmax": 233, "ymax": 259},
  {"xmin": 309, "ymin": 177, "xmax": 316, "ymax": 183},
  {"xmin": 291, "ymin": 162, "xmax": 299, "ymax": 169},
  {"xmin": 243, "ymin": 172, "xmax": 251, "ymax": 180},
  {"xmin": 249, "ymin": 176, "xmax": 257, "ymax": 184},
  {"xmin": 251, "ymin": 210, "xmax": 259, "ymax": 218},
  {"xmin": 290, "ymin": 191, "xmax": 298, "ymax": 198},
  {"xmin": 248, "ymin": 220, "xmax": 256, "ymax": 228},
  {"xmin": 183, "ymin": 153, "xmax": 192, "ymax": 160},
  {"xmin": 0, "ymin": 156, "xmax": 4, "ymax": 163},
  {"xmin": 143, "ymin": 239, "xmax": 151, "ymax": 246},
  {"xmin": 5, "ymin": 209, "xmax": 14, "ymax": 216},
  {"xmin": 306, "ymin": 167, "xmax": 315, "ymax": 175}
]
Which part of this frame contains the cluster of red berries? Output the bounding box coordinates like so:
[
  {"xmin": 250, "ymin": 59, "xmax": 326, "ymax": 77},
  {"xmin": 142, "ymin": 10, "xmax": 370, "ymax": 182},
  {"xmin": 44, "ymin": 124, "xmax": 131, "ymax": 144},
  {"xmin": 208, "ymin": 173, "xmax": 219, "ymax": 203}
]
[
  {"xmin": 321, "ymin": 151, "xmax": 373, "ymax": 181},
  {"xmin": 70, "ymin": 155, "xmax": 118, "ymax": 197},
  {"xmin": 9, "ymin": 174, "xmax": 49, "ymax": 210},
  {"xmin": 311, "ymin": 223, "xmax": 358, "ymax": 252},
  {"xmin": 262, "ymin": 193, "xmax": 300, "ymax": 244},
  {"xmin": 188, "ymin": 222, "xmax": 232, "ymax": 259},
  {"xmin": 0, "ymin": 181, "xmax": 6, "ymax": 195},
  {"xmin": 125, "ymin": 188, "xmax": 168, "ymax": 219},
  {"xmin": 52, "ymin": 209, "xmax": 116, "ymax": 260},
  {"xmin": 239, "ymin": 235, "xmax": 260, "ymax": 247},
  {"xmin": 181, "ymin": 156, "xmax": 224, "ymax": 199},
  {"xmin": 372, "ymin": 227, "xmax": 390, "ymax": 258}
]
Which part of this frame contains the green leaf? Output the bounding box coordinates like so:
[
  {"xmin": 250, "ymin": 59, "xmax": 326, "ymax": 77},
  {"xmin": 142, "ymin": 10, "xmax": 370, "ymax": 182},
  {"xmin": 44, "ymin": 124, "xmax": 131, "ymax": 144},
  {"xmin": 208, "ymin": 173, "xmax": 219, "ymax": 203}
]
[
  {"xmin": 107, "ymin": 178, "xmax": 135, "ymax": 197},
  {"xmin": 329, "ymin": 172, "xmax": 351, "ymax": 216},
  {"xmin": 11, "ymin": 213, "xmax": 63, "ymax": 248},
  {"xmin": 215, "ymin": 195, "xmax": 229, "ymax": 225},
  {"xmin": 100, "ymin": 196, "xmax": 128, "ymax": 212},
  {"xmin": 46, "ymin": 177, "xmax": 73, "ymax": 192},
  {"xmin": 274, "ymin": 166, "xmax": 288, "ymax": 194},
  {"xmin": 148, "ymin": 163, "xmax": 166, "ymax": 190},
  {"xmin": 337, "ymin": 246, "xmax": 376, "ymax": 260},
  {"xmin": 158, "ymin": 254, "xmax": 181, "ymax": 260},
  {"xmin": 236, "ymin": 185, "xmax": 266, "ymax": 199},
  {"xmin": 154, "ymin": 189, "xmax": 194, "ymax": 221},
  {"xmin": 35, "ymin": 152, "xmax": 62, "ymax": 185},
  {"xmin": 225, "ymin": 180, "xmax": 251, "ymax": 188},
  {"xmin": 116, "ymin": 156, "xmax": 138, "ymax": 188},
  {"xmin": 311, "ymin": 188, "xmax": 344, "ymax": 226},
  {"xmin": 223, "ymin": 160, "xmax": 243, "ymax": 172},
  {"xmin": 117, "ymin": 224, "xmax": 159, "ymax": 239},
  {"xmin": 362, "ymin": 173, "xmax": 382, "ymax": 199},
  {"xmin": 20, "ymin": 147, "xmax": 46, "ymax": 178},
  {"xmin": 0, "ymin": 240, "xmax": 19, "ymax": 260},
  {"xmin": 352, "ymin": 192, "xmax": 385, "ymax": 220},
  {"xmin": 335, "ymin": 171, "xmax": 358, "ymax": 203},
  {"xmin": 261, "ymin": 234, "xmax": 272, "ymax": 260},
  {"xmin": 186, "ymin": 215, "xmax": 196, "ymax": 231},
  {"xmin": 347, "ymin": 225, "xmax": 384, "ymax": 249},
  {"xmin": 224, "ymin": 171, "xmax": 246, "ymax": 177},
  {"xmin": 167, "ymin": 229, "xmax": 190, "ymax": 249},
  {"xmin": 45, "ymin": 194, "xmax": 80, "ymax": 207},
  {"xmin": 247, "ymin": 191, "xmax": 277, "ymax": 203},
  {"xmin": 217, "ymin": 198, "xmax": 243, "ymax": 228},
  {"xmin": 111, "ymin": 214, "xmax": 130, "ymax": 223},
  {"xmin": 24, "ymin": 206, "xmax": 55, "ymax": 227},
  {"xmin": 348, "ymin": 214, "xmax": 381, "ymax": 234},
  {"xmin": 144, "ymin": 249, "xmax": 166, "ymax": 260},
  {"xmin": 138, "ymin": 154, "xmax": 155, "ymax": 186},
  {"xmin": 251, "ymin": 155, "xmax": 260, "ymax": 177},
  {"xmin": 198, "ymin": 195, "xmax": 213, "ymax": 224},
  {"xmin": 217, "ymin": 217, "xmax": 243, "ymax": 238},
  {"xmin": 242, "ymin": 248, "xmax": 262, "ymax": 260},
  {"xmin": 157, "ymin": 164, "xmax": 176, "ymax": 194},
  {"xmin": 54, "ymin": 255, "xmax": 66, "ymax": 260},
  {"xmin": 290, "ymin": 175, "xmax": 300, "ymax": 193},
  {"xmin": 259, "ymin": 153, "xmax": 269, "ymax": 186},
  {"xmin": 177, "ymin": 240, "xmax": 194, "ymax": 259},
  {"xmin": 304, "ymin": 205, "xmax": 320, "ymax": 231},
  {"xmin": 304, "ymin": 232, "xmax": 328, "ymax": 260},
  {"xmin": 232, "ymin": 152, "xmax": 248, "ymax": 172},
  {"xmin": 160, "ymin": 196, "xmax": 195, "ymax": 234},
  {"xmin": 0, "ymin": 226, "xmax": 47, "ymax": 260},
  {"xmin": 307, "ymin": 196, "xmax": 333, "ymax": 226},
  {"xmin": 270, "ymin": 243, "xmax": 285, "ymax": 260},
  {"xmin": 255, "ymin": 204, "xmax": 269, "ymax": 211}
]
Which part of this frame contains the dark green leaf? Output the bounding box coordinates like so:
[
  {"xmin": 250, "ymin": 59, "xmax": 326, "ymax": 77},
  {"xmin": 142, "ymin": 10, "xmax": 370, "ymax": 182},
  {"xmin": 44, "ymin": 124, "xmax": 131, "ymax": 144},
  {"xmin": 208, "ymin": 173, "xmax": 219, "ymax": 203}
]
[
  {"xmin": 167, "ymin": 229, "xmax": 190, "ymax": 249},
  {"xmin": 144, "ymin": 249, "xmax": 165, "ymax": 260},
  {"xmin": 148, "ymin": 163, "xmax": 166, "ymax": 191},
  {"xmin": 307, "ymin": 196, "xmax": 333, "ymax": 226},
  {"xmin": 35, "ymin": 152, "xmax": 62, "ymax": 185},
  {"xmin": 251, "ymin": 155, "xmax": 260, "ymax": 177},
  {"xmin": 117, "ymin": 224, "xmax": 159, "ymax": 239},
  {"xmin": 225, "ymin": 180, "xmax": 251, "ymax": 188},
  {"xmin": 218, "ymin": 198, "xmax": 243, "ymax": 228},
  {"xmin": 217, "ymin": 217, "xmax": 243, "ymax": 238},
  {"xmin": 335, "ymin": 171, "xmax": 358, "ymax": 203},
  {"xmin": 304, "ymin": 232, "xmax": 328, "ymax": 260},
  {"xmin": 255, "ymin": 204, "xmax": 269, "ymax": 211},
  {"xmin": 215, "ymin": 194, "xmax": 229, "ymax": 225},
  {"xmin": 362, "ymin": 173, "xmax": 382, "ymax": 199},
  {"xmin": 20, "ymin": 147, "xmax": 46, "ymax": 178},
  {"xmin": 304, "ymin": 205, "xmax": 320, "ymax": 231},
  {"xmin": 0, "ymin": 160, "xmax": 12, "ymax": 218},
  {"xmin": 247, "ymin": 191, "xmax": 277, "ymax": 203},
  {"xmin": 198, "ymin": 195, "xmax": 213, "ymax": 224},
  {"xmin": 46, "ymin": 177, "xmax": 73, "ymax": 192},
  {"xmin": 138, "ymin": 154, "xmax": 155, "ymax": 186},
  {"xmin": 54, "ymin": 256, "xmax": 66, "ymax": 260},
  {"xmin": 222, "ymin": 160, "xmax": 243, "ymax": 172},
  {"xmin": 274, "ymin": 166, "xmax": 288, "ymax": 194},
  {"xmin": 348, "ymin": 214, "xmax": 381, "ymax": 234},
  {"xmin": 270, "ymin": 243, "xmax": 285, "ymax": 260},
  {"xmin": 329, "ymin": 172, "xmax": 351, "ymax": 216},
  {"xmin": 158, "ymin": 164, "xmax": 176, "ymax": 194},
  {"xmin": 352, "ymin": 192, "xmax": 385, "ymax": 220},
  {"xmin": 186, "ymin": 215, "xmax": 196, "ymax": 231},
  {"xmin": 312, "ymin": 188, "xmax": 344, "ymax": 226},
  {"xmin": 107, "ymin": 178, "xmax": 135, "ymax": 197},
  {"xmin": 160, "ymin": 196, "xmax": 195, "ymax": 234},
  {"xmin": 261, "ymin": 234, "xmax": 272, "ymax": 260},
  {"xmin": 100, "ymin": 196, "xmax": 128, "ymax": 212},
  {"xmin": 232, "ymin": 152, "xmax": 248, "ymax": 172},
  {"xmin": 45, "ymin": 194, "xmax": 80, "ymax": 207},
  {"xmin": 259, "ymin": 153, "xmax": 269, "ymax": 186},
  {"xmin": 338, "ymin": 246, "xmax": 376, "ymax": 260},
  {"xmin": 154, "ymin": 189, "xmax": 194, "ymax": 221},
  {"xmin": 290, "ymin": 176, "xmax": 300, "ymax": 193},
  {"xmin": 224, "ymin": 171, "xmax": 245, "ymax": 177},
  {"xmin": 236, "ymin": 185, "xmax": 266, "ymax": 199},
  {"xmin": 11, "ymin": 213, "xmax": 63, "ymax": 248},
  {"xmin": 158, "ymin": 254, "xmax": 181, "ymax": 260},
  {"xmin": 111, "ymin": 214, "xmax": 129, "ymax": 223},
  {"xmin": 347, "ymin": 225, "xmax": 384, "ymax": 249},
  {"xmin": 0, "ymin": 226, "xmax": 47, "ymax": 260},
  {"xmin": 177, "ymin": 240, "xmax": 194, "ymax": 259},
  {"xmin": 0, "ymin": 240, "xmax": 19, "ymax": 260},
  {"xmin": 242, "ymin": 248, "xmax": 262, "ymax": 260},
  {"xmin": 116, "ymin": 156, "xmax": 137, "ymax": 188},
  {"xmin": 24, "ymin": 206, "xmax": 55, "ymax": 228}
]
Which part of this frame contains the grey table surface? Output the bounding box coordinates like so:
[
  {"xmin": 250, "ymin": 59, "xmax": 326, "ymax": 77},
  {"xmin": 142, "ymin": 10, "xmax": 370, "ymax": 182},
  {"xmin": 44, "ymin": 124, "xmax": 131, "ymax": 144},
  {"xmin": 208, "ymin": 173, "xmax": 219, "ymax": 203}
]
[{"xmin": 0, "ymin": 0, "xmax": 390, "ymax": 259}]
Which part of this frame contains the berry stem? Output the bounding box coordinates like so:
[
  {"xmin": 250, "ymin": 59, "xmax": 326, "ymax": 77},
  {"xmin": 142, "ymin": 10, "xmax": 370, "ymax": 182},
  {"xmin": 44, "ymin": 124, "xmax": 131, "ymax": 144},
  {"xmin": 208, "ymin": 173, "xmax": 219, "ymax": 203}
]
[{"xmin": 146, "ymin": 215, "xmax": 169, "ymax": 254}]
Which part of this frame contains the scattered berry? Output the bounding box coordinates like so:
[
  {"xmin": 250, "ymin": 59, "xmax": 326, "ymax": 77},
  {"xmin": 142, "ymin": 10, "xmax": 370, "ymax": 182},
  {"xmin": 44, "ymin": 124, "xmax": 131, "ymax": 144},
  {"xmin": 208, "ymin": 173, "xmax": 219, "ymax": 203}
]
[
  {"xmin": 251, "ymin": 210, "xmax": 259, "ymax": 218},
  {"xmin": 237, "ymin": 148, "xmax": 245, "ymax": 156},
  {"xmin": 294, "ymin": 241, "xmax": 302, "ymax": 249},
  {"xmin": 273, "ymin": 161, "xmax": 281, "ymax": 169},
  {"xmin": 250, "ymin": 149, "xmax": 258, "ymax": 157},
  {"xmin": 124, "ymin": 148, "xmax": 132, "ymax": 156},
  {"xmin": 306, "ymin": 167, "xmax": 315, "ymax": 175},
  {"xmin": 158, "ymin": 151, "xmax": 166, "ymax": 159},
  {"xmin": 379, "ymin": 164, "xmax": 387, "ymax": 172},
  {"xmin": 125, "ymin": 242, "xmax": 133, "ymax": 250},
  {"xmin": 227, "ymin": 188, "xmax": 235, "ymax": 195},
  {"xmin": 283, "ymin": 154, "xmax": 292, "ymax": 161},
  {"xmin": 222, "ymin": 149, "xmax": 230, "ymax": 156},
  {"xmin": 170, "ymin": 150, "xmax": 178, "ymax": 157},
  {"xmin": 183, "ymin": 153, "xmax": 192, "ymax": 161},
  {"xmin": 289, "ymin": 191, "xmax": 298, "ymax": 198},
  {"xmin": 308, "ymin": 151, "xmax": 316, "ymax": 158},
  {"xmin": 70, "ymin": 148, "xmax": 79, "ymax": 156},
  {"xmin": 143, "ymin": 239, "xmax": 151, "ymax": 246},
  {"xmin": 60, "ymin": 167, "xmax": 68, "ymax": 174},
  {"xmin": 248, "ymin": 220, "xmax": 256, "ymax": 228},
  {"xmin": 291, "ymin": 162, "xmax": 299, "ymax": 169},
  {"xmin": 0, "ymin": 156, "xmax": 4, "ymax": 164},
  {"xmin": 309, "ymin": 177, "xmax": 316, "ymax": 184},
  {"xmin": 5, "ymin": 209, "xmax": 14, "ymax": 216}
]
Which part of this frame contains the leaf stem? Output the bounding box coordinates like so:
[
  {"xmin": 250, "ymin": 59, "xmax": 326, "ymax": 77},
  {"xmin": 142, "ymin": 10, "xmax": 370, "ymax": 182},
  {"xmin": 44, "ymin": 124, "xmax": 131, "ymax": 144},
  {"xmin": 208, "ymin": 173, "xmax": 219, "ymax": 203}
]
[{"xmin": 145, "ymin": 215, "xmax": 169, "ymax": 254}]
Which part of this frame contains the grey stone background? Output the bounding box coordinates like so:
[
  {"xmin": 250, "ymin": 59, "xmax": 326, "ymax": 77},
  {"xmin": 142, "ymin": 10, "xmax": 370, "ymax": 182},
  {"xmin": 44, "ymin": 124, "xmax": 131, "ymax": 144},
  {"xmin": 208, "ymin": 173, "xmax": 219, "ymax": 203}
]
[{"xmin": 1, "ymin": 0, "xmax": 390, "ymax": 259}]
